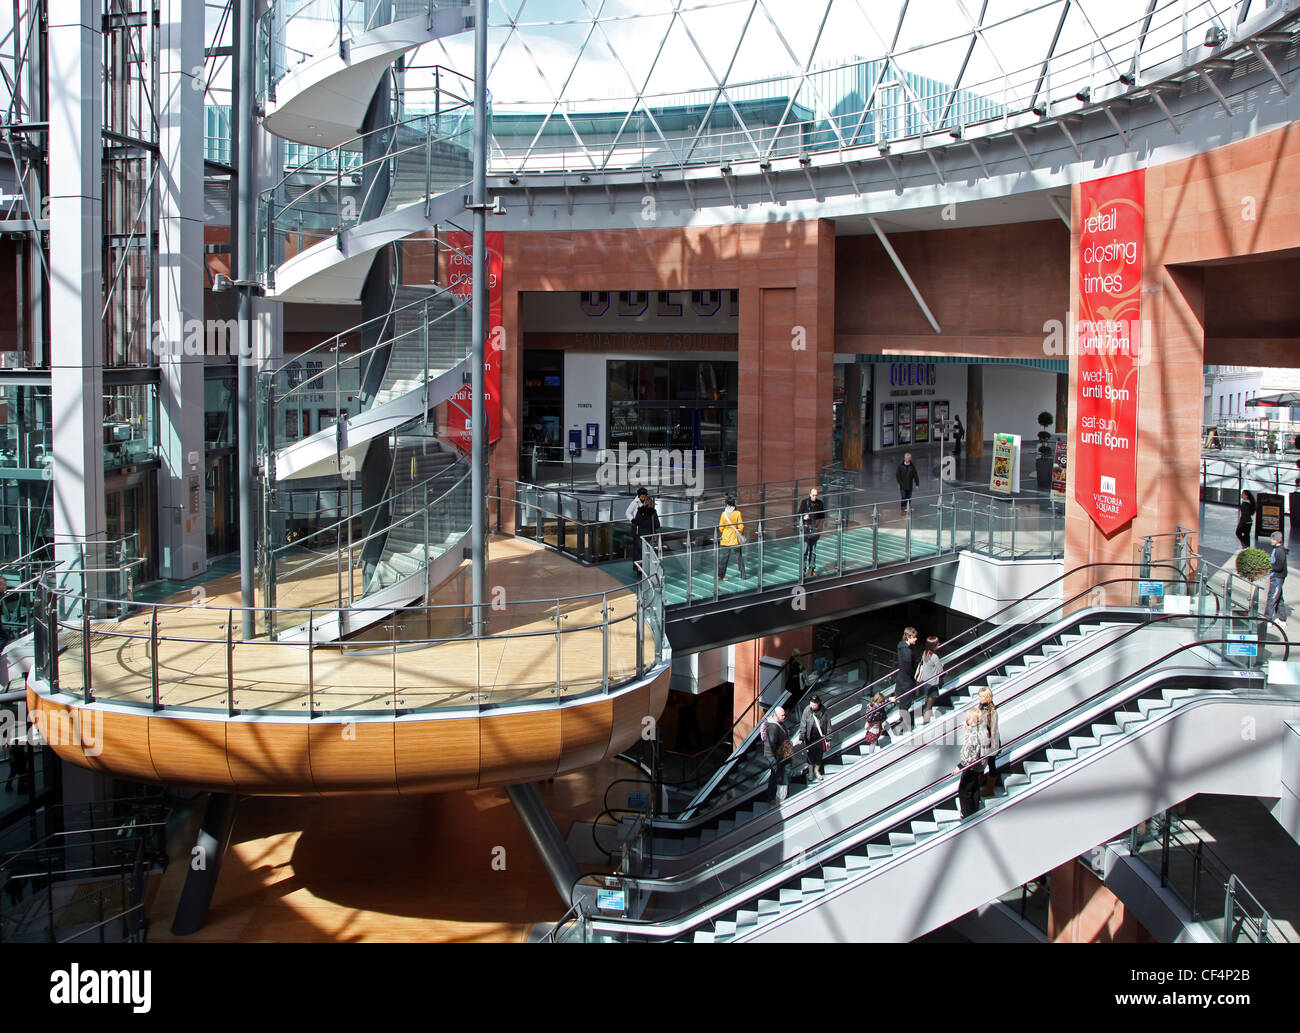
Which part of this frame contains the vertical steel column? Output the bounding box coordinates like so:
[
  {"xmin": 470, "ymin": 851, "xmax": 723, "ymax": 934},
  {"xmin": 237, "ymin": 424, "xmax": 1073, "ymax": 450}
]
[
  {"xmin": 235, "ymin": 0, "xmax": 256, "ymax": 639},
  {"xmin": 469, "ymin": 0, "xmax": 488, "ymax": 635}
]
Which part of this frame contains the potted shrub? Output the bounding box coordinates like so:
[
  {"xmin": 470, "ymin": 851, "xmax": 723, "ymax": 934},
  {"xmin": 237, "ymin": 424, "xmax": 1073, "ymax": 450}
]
[
  {"xmin": 1035, "ymin": 410, "xmax": 1055, "ymax": 489},
  {"xmin": 1236, "ymin": 548, "xmax": 1271, "ymax": 582}
]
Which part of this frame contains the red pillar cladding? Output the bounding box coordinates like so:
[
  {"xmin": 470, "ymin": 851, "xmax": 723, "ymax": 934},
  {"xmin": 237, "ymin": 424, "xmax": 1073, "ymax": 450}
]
[{"xmin": 1073, "ymin": 170, "xmax": 1144, "ymax": 535}]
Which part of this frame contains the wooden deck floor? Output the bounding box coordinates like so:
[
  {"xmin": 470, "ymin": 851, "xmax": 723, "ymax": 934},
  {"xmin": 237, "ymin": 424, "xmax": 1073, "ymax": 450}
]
[
  {"xmin": 144, "ymin": 759, "xmax": 632, "ymax": 942},
  {"xmin": 66, "ymin": 536, "xmax": 653, "ymax": 713}
]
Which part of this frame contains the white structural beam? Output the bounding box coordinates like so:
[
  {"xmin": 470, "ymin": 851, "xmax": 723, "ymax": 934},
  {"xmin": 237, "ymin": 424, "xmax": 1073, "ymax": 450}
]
[
  {"xmin": 869, "ymin": 216, "xmax": 941, "ymax": 335},
  {"xmin": 48, "ymin": 0, "xmax": 106, "ymax": 595},
  {"xmin": 157, "ymin": 0, "xmax": 207, "ymax": 580}
]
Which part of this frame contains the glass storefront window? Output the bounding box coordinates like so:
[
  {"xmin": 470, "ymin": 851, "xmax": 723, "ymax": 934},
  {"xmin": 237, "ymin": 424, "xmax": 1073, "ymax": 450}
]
[{"xmin": 0, "ymin": 385, "xmax": 52, "ymax": 473}]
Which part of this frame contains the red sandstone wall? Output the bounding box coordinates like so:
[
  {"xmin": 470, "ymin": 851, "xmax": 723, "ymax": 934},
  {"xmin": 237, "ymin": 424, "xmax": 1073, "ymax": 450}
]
[
  {"xmin": 834, "ymin": 220, "xmax": 1069, "ymax": 358},
  {"xmin": 1048, "ymin": 860, "xmax": 1155, "ymax": 942}
]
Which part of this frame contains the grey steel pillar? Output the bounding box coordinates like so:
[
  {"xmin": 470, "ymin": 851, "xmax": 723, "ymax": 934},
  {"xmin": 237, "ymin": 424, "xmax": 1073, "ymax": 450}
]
[
  {"xmin": 157, "ymin": 0, "xmax": 208, "ymax": 581},
  {"xmin": 506, "ymin": 783, "xmax": 582, "ymax": 907},
  {"xmin": 235, "ymin": 0, "xmax": 256, "ymax": 638},
  {"xmin": 48, "ymin": 0, "xmax": 107, "ymax": 604},
  {"xmin": 170, "ymin": 793, "xmax": 239, "ymax": 935},
  {"xmin": 470, "ymin": 0, "xmax": 488, "ymax": 635}
]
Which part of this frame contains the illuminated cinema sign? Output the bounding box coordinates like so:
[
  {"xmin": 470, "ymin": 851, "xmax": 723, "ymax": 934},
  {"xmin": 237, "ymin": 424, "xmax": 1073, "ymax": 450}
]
[{"xmin": 1074, "ymin": 170, "xmax": 1143, "ymax": 535}]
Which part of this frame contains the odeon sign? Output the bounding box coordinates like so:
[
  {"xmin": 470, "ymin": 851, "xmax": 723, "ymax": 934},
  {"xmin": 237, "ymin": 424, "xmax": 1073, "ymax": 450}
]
[{"xmin": 889, "ymin": 363, "xmax": 937, "ymax": 387}]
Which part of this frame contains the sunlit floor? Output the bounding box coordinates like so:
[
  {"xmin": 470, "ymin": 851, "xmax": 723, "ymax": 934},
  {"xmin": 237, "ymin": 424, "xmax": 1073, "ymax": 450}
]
[{"xmin": 144, "ymin": 759, "xmax": 631, "ymax": 943}]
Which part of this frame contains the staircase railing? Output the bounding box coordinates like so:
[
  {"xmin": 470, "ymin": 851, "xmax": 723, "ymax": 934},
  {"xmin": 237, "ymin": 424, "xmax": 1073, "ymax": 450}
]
[
  {"xmin": 257, "ymin": 98, "xmax": 475, "ymax": 286},
  {"xmin": 259, "ymin": 287, "xmax": 469, "ymax": 462},
  {"xmin": 257, "ymin": 1, "xmax": 470, "ymax": 106}
]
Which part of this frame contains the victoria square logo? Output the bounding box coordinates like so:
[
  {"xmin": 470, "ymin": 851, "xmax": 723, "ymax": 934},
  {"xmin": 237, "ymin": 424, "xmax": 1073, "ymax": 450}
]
[{"xmin": 595, "ymin": 444, "xmax": 705, "ymax": 496}]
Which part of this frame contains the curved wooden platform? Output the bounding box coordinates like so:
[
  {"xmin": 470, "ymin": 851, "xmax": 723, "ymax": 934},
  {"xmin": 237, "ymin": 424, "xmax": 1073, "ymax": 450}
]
[
  {"xmin": 27, "ymin": 668, "xmax": 669, "ymax": 795},
  {"xmin": 31, "ymin": 535, "xmax": 670, "ymax": 794}
]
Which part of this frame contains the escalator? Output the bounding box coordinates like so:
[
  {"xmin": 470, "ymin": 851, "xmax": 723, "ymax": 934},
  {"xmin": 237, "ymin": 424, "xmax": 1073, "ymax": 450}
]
[{"xmin": 569, "ymin": 564, "xmax": 1296, "ymax": 942}]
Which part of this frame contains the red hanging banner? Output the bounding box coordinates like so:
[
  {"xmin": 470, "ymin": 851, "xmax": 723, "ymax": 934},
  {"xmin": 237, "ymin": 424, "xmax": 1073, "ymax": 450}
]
[
  {"xmin": 1074, "ymin": 170, "xmax": 1143, "ymax": 535},
  {"xmin": 444, "ymin": 230, "xmax": 503, "ymax": 450}
]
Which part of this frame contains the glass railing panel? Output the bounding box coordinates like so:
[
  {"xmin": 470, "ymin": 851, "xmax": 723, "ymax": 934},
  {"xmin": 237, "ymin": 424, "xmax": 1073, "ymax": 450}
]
[
  {"xmin": 606, "ymin": 610, "xmax": 640, "ymax": 688},
  {"xmin": 230, "ymin": 636, "xmax": 310, "ymax": 714},
  {"xmin": 395, "ymin": 633, "xmax": 480, "ymax": 712},
  {"xmin": 559, "ymin": 617, "xmax": 606, "ymax": 699},
  {"xmin": 153, "ymin": 612, "xmax": 228, "ymax": 710},
  {"xmin": 311, "ymin": 642, "xmax": 396, "ymax": 714}
]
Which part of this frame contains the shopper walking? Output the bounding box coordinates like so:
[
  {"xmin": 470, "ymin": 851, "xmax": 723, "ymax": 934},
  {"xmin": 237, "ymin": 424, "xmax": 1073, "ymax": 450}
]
[
  {"xmin": 1265, "ymin": 530, "xmax": 1289, "ymax": 621},
  {"xmin": 625, "ymin": 487, "xmax": 649, "ymax": 558},
  {"xmin": 1236, "ymin": 490, "xmax": 1255, "ymax": 549},
  {"xmin": 952, "ymin": 416, "xmax": 965, "ymax": 459},
  {"xmin": 896, "ymin": 452, "xmax": 920, "ymax": 511},
  {"xmin": 763, "ymin": 705, "xmax": 792, "ymax": 803},
  {"xmin": 798, "ymin": 487, "xmax": 826, "ymax": 576},
  {"xmin": 978, "ymin": 686, "xmax": 1002, "ymax": 797},
  {"xmin": 956, "ymin": 707, "xmax": 990, "ymax": 818},
  {"xmin": 794, "ymin": 695, "xmax": 830, "ymax": 782},
  {"xmin": 717, "ymin": 495, "xmax": 747, "ymax": 580},
  {"xmin": 631, "ymin": 494, "xmax": 661, "ymax": 567},
  {"xmin": 916, "ymin": 636, "xmax": 943, "ymax": 724}
]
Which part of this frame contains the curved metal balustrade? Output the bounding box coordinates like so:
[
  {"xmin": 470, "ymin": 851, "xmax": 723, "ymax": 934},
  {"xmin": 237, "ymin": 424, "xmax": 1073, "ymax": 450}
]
[
  {"xmin": 257, "ymin": 101, "xmax": 476, "ymax": 290},
  {"xmin": 257, "ymin": 0, "xmax": 469, "ymax": 108},
  {"xmin": 32, "ymin": 536, "xmax": 666, "ymax": 719}
]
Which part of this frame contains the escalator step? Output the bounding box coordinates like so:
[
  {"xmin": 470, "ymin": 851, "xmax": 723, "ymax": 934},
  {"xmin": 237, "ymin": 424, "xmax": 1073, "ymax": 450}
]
[
  {"xmin": 1045, "ymin": 748, "xmax": 1074, "ymax": 765},
  {"xmin": 1003, "ymin": 773, "xmax": 1031, "ymax": 789},
  {"xmin": 823, "ymin": 865, "xmax": 850, "ymax": 885},
  {"xmin": 778, "ymin": 888, "xmax": 803, "ymax": 905},
  {"xmin": 800, "ymin": 877, "xmax": 825, "ymax": 895},
  {"xmin": 756, "ymin": 898, "xmax": 782, "ymax": 916},
  {"xmin": 866, "ymin": 843, "xmax": 894, "ymax": 859},
  {"xmin": 887, "ymin": 831, "xmax": 915, "ymax": 848},
  {"xmin": 693, "ymin": 930, "xmax": 716, "ymax": 944},
  {"xmin": 734, "ymin": 909, "xmax": 759, "ymax": 928},
  {"xmin": 844, "ymin": 854, "xmax": 872, "ymax": 871},
  {"xmin": 1022, "ymin": 760, "xmax": 1053, "ymax": 775},
  {"xmin": 933, "ymin": 808, "xmax": 961, "ymax": 825}
]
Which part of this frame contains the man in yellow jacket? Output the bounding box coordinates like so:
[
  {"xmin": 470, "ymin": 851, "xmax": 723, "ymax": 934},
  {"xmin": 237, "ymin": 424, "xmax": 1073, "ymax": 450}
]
[{"xmin": 717, "ymin": 495, "xmax": 747, "ymax": 580}]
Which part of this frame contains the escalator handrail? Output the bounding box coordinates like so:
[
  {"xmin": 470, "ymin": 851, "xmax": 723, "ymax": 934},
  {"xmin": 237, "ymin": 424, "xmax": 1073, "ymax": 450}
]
[
  {"xmin": 621, "ymin": 564, "xmax": 1196, "ymax": 834},
  {"xmin": 583, "ymin": 626, "xmax": 1288, "ymax": 939}
]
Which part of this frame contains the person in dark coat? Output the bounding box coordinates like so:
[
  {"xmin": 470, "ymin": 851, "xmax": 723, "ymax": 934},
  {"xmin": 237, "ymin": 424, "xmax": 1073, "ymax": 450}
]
[
  {"xmin": 793, "ymin": 695, "xmax": 830, "ymax": 782},
  {"xmin": 895, "ymin": 626, "xmax": 919, "ymax": 710},
  {"xmin": 762, "ymin": 706, "xmax": 791, "ymax": 803},
  {"xmin": 632, "ymin": 496, "xmax": 661, "ymax": 547},
  {"xmin": 896, "ymin": 453, "xmax": 920, "ymax": 511},
  {"xmin": 1236, "ymin": 490, "xmax": 1255, "ymax": 550},
  {"xmin": 797, "ymin": 487, "xmax": 826, "ymax": 576},
  {"xmin": 952, "ymin": 416, "xmax": 965, "ymax": 458}
]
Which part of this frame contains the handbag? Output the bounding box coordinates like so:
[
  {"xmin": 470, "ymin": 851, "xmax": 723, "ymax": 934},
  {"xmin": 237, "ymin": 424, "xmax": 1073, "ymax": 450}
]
[
  {"xmin": 865, "ymin": 722, "xmax": 883, "ymax": 745},
  {"xmin": 778, "ymin": 739, "xmax": 794, "ymax": 761}
]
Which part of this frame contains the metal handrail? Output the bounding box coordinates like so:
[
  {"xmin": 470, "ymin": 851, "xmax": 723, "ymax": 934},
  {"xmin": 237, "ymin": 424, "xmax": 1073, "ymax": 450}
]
[{"xmin": 576, "ymin": 627, "xmax": 1289, "ymax": 940}]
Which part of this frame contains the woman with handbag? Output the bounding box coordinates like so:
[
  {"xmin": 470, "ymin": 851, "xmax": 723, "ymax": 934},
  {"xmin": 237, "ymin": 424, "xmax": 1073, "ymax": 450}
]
[
  {"xmin": 979, "ymin": 686, "xmax": 1001, "ymax": 796},
  {"xmin": 717, "ymin": 495, "xmax": 747, "ymax": 580},
  {"xmin": 863, "ymin": 691, "xmax": 896, "ymax": 755},
  {"xmin": 956, "ymin": 706, "xmax": 991, "ymax": 818},
  {"xmin": 794, "ymin": 695, "xmax": 830, "ymax": 782}
]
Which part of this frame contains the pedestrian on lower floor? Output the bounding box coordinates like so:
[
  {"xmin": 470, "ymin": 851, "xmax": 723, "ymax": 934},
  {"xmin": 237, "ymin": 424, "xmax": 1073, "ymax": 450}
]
[
  {"xmin": 1265, "ymin": 530, "xmax": 1288, "ymax": 621},
  {"xmin": 896, "ymin": 453, "xmax": 920, "ymax": 511}
]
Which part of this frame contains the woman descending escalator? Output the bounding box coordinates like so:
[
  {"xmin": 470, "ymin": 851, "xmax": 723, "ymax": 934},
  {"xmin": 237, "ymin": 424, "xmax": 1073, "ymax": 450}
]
[
  {"xmin": 863, "ymin": 691, "xmax": 897, "ymax": 756},
  {"xmin": 956, "ymin": 706, "xmax": 992, "ymax": 818},
  {"xmin": 978, "ymin": 686, "xmax": 1002, "ymax": 797}
]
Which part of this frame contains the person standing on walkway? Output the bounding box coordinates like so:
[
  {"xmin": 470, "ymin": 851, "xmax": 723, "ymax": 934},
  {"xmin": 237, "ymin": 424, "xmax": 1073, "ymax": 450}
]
[
  {"xmin": 897, "ymin": 453, "xmax": 920, "ymax": 511},
  {"xmin": 978, "ymin": 686, "xmax": 1002, "ymax": 796},
  {"xmin": 956, "ymin": 706, "xmax": 991, "ymax": 818},
  {"xmin": 763, "ymin": 706, "xmax": 791, "ymax": 803},
  {"xmin": 952, "ymin": 416, "xmax": 965, "ymax": 459},
  {"xmin": 625, "ymin": 487, "xmax": 649, "ymax": 558},
  {"xmin": 793, "ymin": 695, "xmax": 830, "ymax": 783},
  {"xmin": 798, "ymin": 487, "xmax": 826, "ymax": 576},
  {"xmin": 631, "ymin": 495, "xmax": 661, "ymax": 568},
  {"xmin": 717, "ymin": 495, "xmax": 747, "ymax": 580},
  {"xmin": 1265, "ymin": 530, "xmax": 1288, "ymax": 621},
  {"xmin": 1236, "ymin": 490, "xmax": 1256, "ymax": 550}
]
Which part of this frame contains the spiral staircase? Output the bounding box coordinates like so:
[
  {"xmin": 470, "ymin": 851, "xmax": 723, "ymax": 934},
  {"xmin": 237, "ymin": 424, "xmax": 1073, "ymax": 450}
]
[{"xmin": 256, "ymin": 0, "xmax": 480, "ymax": 638}]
